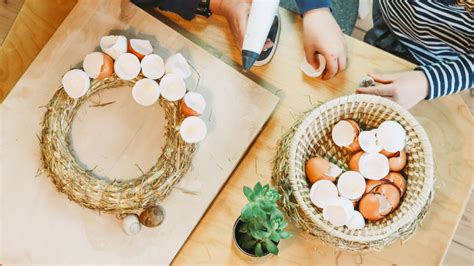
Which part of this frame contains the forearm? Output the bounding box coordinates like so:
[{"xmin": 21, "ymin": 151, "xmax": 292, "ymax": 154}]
[{"xmin": 415, "ymin": 54, "xmax": 474, "ymax": 99}]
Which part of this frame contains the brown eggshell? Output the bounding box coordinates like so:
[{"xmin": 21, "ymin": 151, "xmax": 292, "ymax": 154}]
[
  {"xmin": 383, "ymin": 172, "xmax": 406, "ymax": 196},
  {"xmin": 388, "ymin": 149, "xmax": 407, "ymax": 172},
  {"xmin": 359, "ymin": 193, "xmax": 384, "ymax": 221},
  {"xmin": 346, "ymin": 136, "xmax": 361, "ymax": 153},
  {"xmin": 180, "ymin": 98, "xmax": 199, "ymax": 116},
  {"xmin": 380, "ymin": 149, "xmax": 397, "ymax": 158},
  {"xmin": 349, "ymin": 151, "xmax": 364, "ymax": 171},
  {"xmin": 305, "ymin": 157, "xmax": 336, "ymax": 184},
  {"xmin": 365, "ymin": 179, "xmax": 386, "ymax": 194},
  {"xmin": 139, "ymin": 205, "xmax": 165, "ymax": 227},
  {"xmin": 347, "ymin": 119, "xmax": 360, "ymax": 134},
  {"xmin": 97, "ymin": 53, "xmax": 114, "ymax": 80},
  {"xmin": 374, "ymin": 183, "xmax": 401, "ymax": 210},
  {"xmin": 128, "ymin": 41, "xmax": 145, "ymax": 60}
]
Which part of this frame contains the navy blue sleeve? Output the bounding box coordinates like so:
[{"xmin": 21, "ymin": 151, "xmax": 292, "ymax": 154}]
[
  {"xmin": 295, "ymin": 0, "xmax": 331, "ymax": 14},
  {"xmin": 132, "ymin": 0, "xmax": 200, "ymax": 20}
]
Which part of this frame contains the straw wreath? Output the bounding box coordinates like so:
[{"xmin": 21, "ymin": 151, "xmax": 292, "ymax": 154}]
[
  {"xmin": 40, "ymin": 74, "xmax": 195, "ymax": 215},
  {"xmin": 272, "ymin": 94, "xmax": 435, "ymax": 251}
]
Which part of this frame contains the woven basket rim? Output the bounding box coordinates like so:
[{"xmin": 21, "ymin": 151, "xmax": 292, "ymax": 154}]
[{"xmin": 287, "ymin": 94, "xmax": 434, "ymax": 242}]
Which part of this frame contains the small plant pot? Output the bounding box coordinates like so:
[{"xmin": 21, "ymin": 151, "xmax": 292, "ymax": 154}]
[{"xmin": 232, "ymin": 216, "xmax": 278, "ymax": 258}]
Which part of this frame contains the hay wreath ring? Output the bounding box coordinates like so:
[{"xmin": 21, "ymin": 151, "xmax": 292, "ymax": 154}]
[
  {"xmin": 272, "ymin": 94, "xmax": 434, "ymax": 251},
  {"xmin": 40, "ymin": 75, "xmax": 196, "ymax": 215}
]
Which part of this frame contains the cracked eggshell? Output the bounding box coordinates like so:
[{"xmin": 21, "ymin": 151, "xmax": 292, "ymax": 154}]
[
  {"xmin": 389, "ymin": 149, "xmax": 407, "ymax": 172},
  {"xmin": 365, "ymin": 179, "xmax": 386, "ymax": 194},
  {"xmin": 359, "ymin": 193, "xmax": 389, "ymax": 221},
  {"xmin": 349, "ymin": 151, "xmax": 364, "ymax": 172},
  {"xmin": 301, "ymin": 54, "xmax": 326, "ymax": 78},
  {"xmin": 128, "ymin": 39, "xmax": 153, "ymax": 60},
  {"xmin": 374, "ymin": 183, "xmax": 401, "ymax": 210},
  {"xmin": 358, "ymin": 152, "xmax": 390, "ymax": 180},
  {"xmin": 132, "ymin": 78, "xmax": 160, "ymax": 106},
  {"xmin": 310, "ymin": 180, "xmax": 339, "ymax": 209},
  {"xmin": 62, "ymin": 69, "xmax": 90, "ymax": 99},
  {"xmin": 179, "ymin": 116, "xmax": 207, "ymax": 144},
  {"xmin": 377, "ymin": 121, "xmax": 406, "ymax": 153},
  {"xmin": 83, "ymin": 52, "xmax": 114, "ymax": 80},
  {"xmin": 359, "ymin": 130, "xmax": 383, "ymax": 153},
  {"xmin": 165, "ymin": 53, "xmax": 192, "ymax": 79},
  {"xmin": 114, "ymin": 53, "xmax": 141, "ymax": 80},
  {"xmin": 337, "ymin": 171, "xmax": 366, "ymax": 200},
  {"xmin": 305, "ymin": 157, "xmax": 342, "ymax": 184},
  {"xmin": 345, "ymin": 210, "xmax": 365, "ymax": 230},
  {"xmin": 100, "ymin": 35, "xmax": 127, "ymax": 59},
  {"xmin": 322, "ymin": 197, "xmax": 355, "ymax": 227},
  {"xmin": 332, "ymin": 120, "xmax": 361, "ymax": 152},
  {"xmin": 383, "ymin": 172, "xmax": 406, "ymax": 196},
  {"xmin": 122, "ymin": 214, "xmax": 141, "ymax": 235},
  {"xmin": 141, "ymin": 54, "xmax": 165, "ymax": 80},
  {"xmin": 160, "ymin": 73, "xmax": 186, "ymax": 101},
  {"xmin": 181, "ymin": 92, "xmax": 206, "ymax": 116}
]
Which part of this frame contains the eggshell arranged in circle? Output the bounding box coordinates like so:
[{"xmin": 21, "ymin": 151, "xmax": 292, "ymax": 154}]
[
  {"xmin": 300, "ymin": 54, "xmax": 326, "ymax": 78},
  {"xmin": 358, "ymin": 152, "xmax": 390, "ymax": 180},
  {"xmin": 128, "ymin": 39, "xmax": 153, "ymax": 60},
  {"xmin": 160, "ymin": 73, "xmax": 186, "ymax": 101},
  {"xmin": 179, "ymin": 116, "xmax": 207, "ymax": 144},
  {"xmin": 122, "ymin": 214, "xmax": 141, "ymax": 235},
  {"xmin": 141, "ymin": 54, "xmax": 165, "ymax": 80},
  {"xmin": 132, "ymin": 78, "xmax": 160, "ymax": 106},
  {"xmin": 83, "ymin": 52, "xmax": 114, "ymax": 80},
  {"xmin": 310, "ymin": 180, "xmax": 339, "ymax": 209},
  {"xmin": 322, "ymin": 197, "xmax": 355, "ymax": 227},
  {"xmin": 305, "ymin": 157, "xmax": 342, "ymax": 184},
  {"xmin": 100, "ymin": 35, "xmax": 127, "ymax": 59},
  {"xmin": 114, "ymin": 53, "xmax": 141, "ymax": 80},
  {"xmin": 377, "ymin": 121, "xmax": 406, "ymax": 153},
  {"xmin": 345, "ymin": 210, "xmax": 365, "ymax": 230},
  {"xmin": 165, "ymin": 53, "xmax": 192, "ymax": 79},
  {"xmin": 337, "ymin": 171, "xmax": 366, "ymax": 200},
  {"xmin": 181, "ymin": 92, "xmax": 206, "ymax": 116},
  {"xmin": 62, "ymin": 69, "xmax": 90, "ymax": 99}
]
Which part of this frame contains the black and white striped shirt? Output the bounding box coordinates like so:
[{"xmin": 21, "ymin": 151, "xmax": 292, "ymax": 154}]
[{"xmin": 379, "ymin": 0, "xmax": 473, "ymax": 99}]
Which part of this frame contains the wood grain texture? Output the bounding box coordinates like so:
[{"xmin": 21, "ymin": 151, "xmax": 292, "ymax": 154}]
[
  {"xmin": 0, "ymin": 1, "xmax": 278, "ymax": 264},
  {"xmin": 0, "ymin": 0, "xmax": 24, "ymax": 45},
  {"xmin": 144, "ymin": 8, "xmax": 474, "ymax": 265},
  {"xmin": 0, "ymin": 0, "xmax": 77, "ymax": 101}
]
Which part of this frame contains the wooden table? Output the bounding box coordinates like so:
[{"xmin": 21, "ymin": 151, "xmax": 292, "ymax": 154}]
[
  {"xmin": 1, "ymin": 1, "xmax": 473, "ymax": 264},
  {"xmin": 145, "ymin": 7, "xmax": 474, "ymax": 265}
]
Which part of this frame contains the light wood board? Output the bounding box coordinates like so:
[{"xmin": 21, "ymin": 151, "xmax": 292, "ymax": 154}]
[
  {"xmin": 0, "ymin": 1, "xmax": 278, "ymax": 264},
  {"xmin": 144, "ymin": 8, "xmax": 474, "ymax": 265}
]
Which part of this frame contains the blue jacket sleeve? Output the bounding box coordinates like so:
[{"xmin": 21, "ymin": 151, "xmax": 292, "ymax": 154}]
[
  {"xmin": 132, "ymin": 0, "xmax": 200, "ymax": 20},
  {"xmin": 295, "ymin": 0, "xmax": 331, "ymax": 14}
]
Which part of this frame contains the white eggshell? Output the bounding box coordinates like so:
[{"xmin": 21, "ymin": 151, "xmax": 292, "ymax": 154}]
[
  {"xmin": 129, "ymin": 39, "xmax": 153, "ymax": 57},
  {"xmin": 310, "ymin": 180, "xmax": 339, "ymax": 209},
  {"xmin": 62, "ymin": 69, "xmax": 90, "ymax": 99},
  {"xmin": 377, "ymin": 121, "xmax": 406, "ymax": 153},
  {"xmin": 132, "ymin": 78, "xmax": 160, "ymax": 106},
  {"xmin": 332, "ymin": 120, "xmax": 357, "ymax": 147},
  {"xmin": 83, "ymin": 52, "xmax": 104, "ymax": 78},
  {"xmin": 358, "ymin": 152, "xmax": 390, "ymax": 180},
  {"xmin": 322, "ymin": 197, "xmax": 355, "ymax": 227},
  {"xmin": 179, "ymin": 116, "xmax": 207, "ymax": 144},
  {"xmin": 337, "ymin": 171, "xmax": 366, "ymax": 200},
  {"xmin": 165, "ymin": 53, "xmax": 192, "ymax": 79},
  {"xmin": 100, "ymin": 35, "xmax": 127, "ymax": 59},
  {"xmin": 325, "ymin": 163, "xmax": 343, "ymax": 178},
  {"xmin": 300, "ymin": 54, "xmax": 326, "ymax": 78},
  {"xmin": 359, "ymin": 130, "xmax": 383, "ymax": 153},
  {"xmin": 141, "ymin": 54, "xmax": 165, "ymax": 79},
  {"xmin": 183, "ymin": 92, "xmax": 206, "ymax": 114},
  {"xmin": 122, "ymin": 214, "xmax": 141, "ymax": 235},
  {"xmin": 345, "ymin": 210, "xmax": 365, "ymax": 230},
  {"xmin": 114, "ymin": 53, "xmax": 141, "ymax": 80},
  {"xmin": 160, "ymin": 73, "xmax": 186, "ymax": 101}
]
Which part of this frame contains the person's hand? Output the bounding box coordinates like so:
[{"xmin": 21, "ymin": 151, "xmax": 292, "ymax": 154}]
[
  {"xmin": 210, "ymin": 0, "xmax": 272, "ymax": 51},
  {"xmin": 356, "ymin": 71, "xmax": 429, "ymax": 109},
  {"xmin": 302, "ymin": 8, "xmax": 347, "ymax": 80}
]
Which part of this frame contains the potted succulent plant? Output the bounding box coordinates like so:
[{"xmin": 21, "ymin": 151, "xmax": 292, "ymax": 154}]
[{"xmin": 233, "ymin": 182, "xmax": 292, "ymax": 257}]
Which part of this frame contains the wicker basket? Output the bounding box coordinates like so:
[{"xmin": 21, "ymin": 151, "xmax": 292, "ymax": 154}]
[{"xmin": 272, "ymin": 94, "xmax": 434, "ymax": 251}]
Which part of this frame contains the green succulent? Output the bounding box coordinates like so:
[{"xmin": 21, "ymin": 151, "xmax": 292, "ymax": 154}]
[{"xmin": 237, "ymin": 182, "xmax": 292, "ymax": 257}]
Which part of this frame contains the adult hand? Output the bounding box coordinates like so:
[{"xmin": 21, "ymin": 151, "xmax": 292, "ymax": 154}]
[
  {"xmin": 356, "ymin": 71, "xmax": 429, "ymax": 109},
  {"xmin": 302, "ymin": 8, "xmax": 347, "ymax": 80},
  {"xmin": 210, "ymin": 0, "xmax": 272, "ymax": 51}
]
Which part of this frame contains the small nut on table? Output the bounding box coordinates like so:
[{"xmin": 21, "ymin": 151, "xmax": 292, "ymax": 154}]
[{"xmin": 139, "ymin": 205, "xmax": 166, "ymax": 227}]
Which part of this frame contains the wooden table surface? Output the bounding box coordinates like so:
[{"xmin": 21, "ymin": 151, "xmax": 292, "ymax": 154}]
[
  {"xmin": 1, "ymin": 1, "xmax": 473, "ymax": 264},
  {"xmin": 145, "ymin": 7, "xmax": 474, "ymax": 265}
]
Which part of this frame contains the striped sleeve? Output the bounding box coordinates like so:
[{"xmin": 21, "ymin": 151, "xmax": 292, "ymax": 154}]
[{"xmin": 415, "ymin": 53, "xmax": 474, "ymax": 99}]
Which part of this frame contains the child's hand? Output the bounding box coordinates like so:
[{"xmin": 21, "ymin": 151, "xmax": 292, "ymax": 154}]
[
  {"xmin": 356, "ymin": 72, "xmax": 429, "ymax": 109},
  {"xmin": 302, "ymin": 8, "xmax": 347, "ymax": 80}
]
